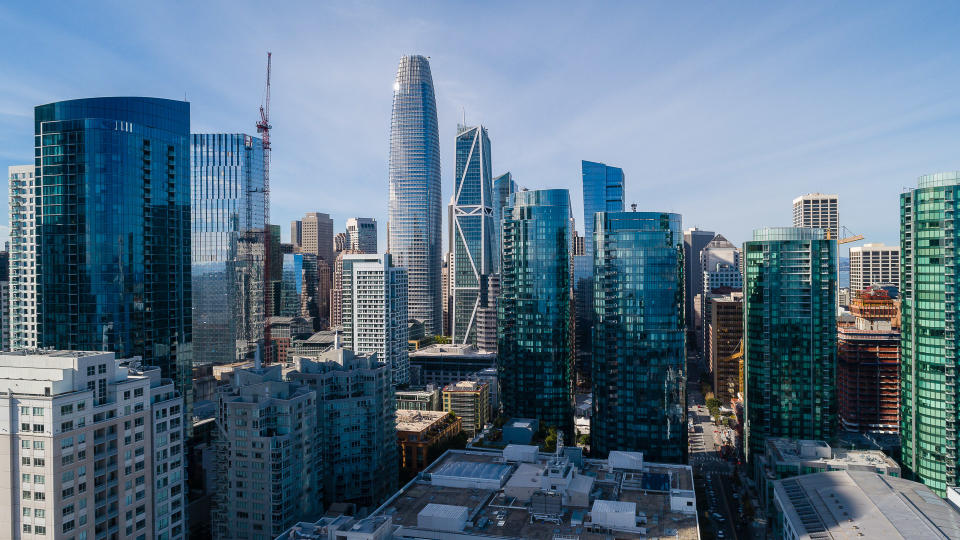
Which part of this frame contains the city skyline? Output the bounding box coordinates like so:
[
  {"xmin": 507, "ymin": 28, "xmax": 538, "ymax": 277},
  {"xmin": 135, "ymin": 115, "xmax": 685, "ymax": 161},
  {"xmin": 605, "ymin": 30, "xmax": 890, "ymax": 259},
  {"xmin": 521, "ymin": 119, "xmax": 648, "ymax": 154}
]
[{"xmin": 3, "ymin": 4, "xmax": 960, "ymax": 254}]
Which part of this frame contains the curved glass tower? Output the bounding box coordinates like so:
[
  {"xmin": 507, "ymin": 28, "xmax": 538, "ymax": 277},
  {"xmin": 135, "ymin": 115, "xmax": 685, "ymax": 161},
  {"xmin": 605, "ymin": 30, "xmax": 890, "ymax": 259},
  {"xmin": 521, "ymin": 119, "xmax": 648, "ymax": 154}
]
[
  {"xmin": 900, "ymin": 172, "xmax": 960, "ymax": 495},
  {"xmin": 591, "ymin": 212, "xmax": 685, "ymax": 463},
  {"xmin": 452, "ymin": 125, "xmax": 494, "ymax": 344},
  {"xmin": 30, "ymin": 97, "xmax": 192, "ymax": 407},
  {"xmin": 498, "ymin": 189, "xmax": 574, "ymax": 436},
  {"xmin": 389, "ymin": 55, "xmax": 442, "ymax": 335}
]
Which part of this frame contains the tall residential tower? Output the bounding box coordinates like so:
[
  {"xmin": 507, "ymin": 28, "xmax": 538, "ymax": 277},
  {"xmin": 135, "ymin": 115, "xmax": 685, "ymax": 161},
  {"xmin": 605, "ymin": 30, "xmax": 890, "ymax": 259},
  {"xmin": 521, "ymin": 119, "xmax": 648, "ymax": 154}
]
[{"xmin": 388, "ymin": 55, "xmax": 442, "ymax": 335}]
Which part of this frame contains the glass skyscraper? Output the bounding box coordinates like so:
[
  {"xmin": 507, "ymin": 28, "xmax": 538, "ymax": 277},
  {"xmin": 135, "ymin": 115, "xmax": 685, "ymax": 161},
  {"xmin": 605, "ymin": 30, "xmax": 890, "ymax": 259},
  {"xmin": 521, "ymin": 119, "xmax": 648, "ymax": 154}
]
[
  {"xmin": 591, "ymin": 212, "xmax": 686, "ymax": 463},
  {"xmin": 581, "ymin": 160, "xmax": 624, "ymax": 259},
  {"xmin": 498, "ymin": 189, "xmax": 574, "ymax": 436},
  {"xmin": 452, "ymin": 125, "xmax": 494, "ymax": 345},
  {"xmin": 492, "ymin": 172, "xmax": 517, "ymax": 272},
  {"xmin": 191, "ymin": 133, "xmax": 266, "ymax": 365},
  {"xmin": 743, "ymin": 227, "xmax": 836, "ymax": 459},
  {"xmin": 389, "ymin": 55, "xmax": 442, "ymax": 335},
  {"xmin": 900, "ymin": 172, "xmax": 960, "ymax": 495},
  {"xmin": 28, "ymin": 97, "xmax": 192, "ymax": 407}
]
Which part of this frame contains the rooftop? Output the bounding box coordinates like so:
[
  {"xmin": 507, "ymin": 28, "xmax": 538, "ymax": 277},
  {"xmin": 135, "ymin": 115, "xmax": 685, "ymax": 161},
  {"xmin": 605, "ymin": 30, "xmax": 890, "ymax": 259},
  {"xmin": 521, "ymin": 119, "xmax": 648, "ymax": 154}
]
[
  {"xmin": 774, "ymin": 470, "xmax": 960, "ymax": 539},
  {"xmin": 443, "ymin": 380, "xmax": 487, "ymax": 393},
  {"xmin": 410, "ymin": 344, "xmax": 496, "ymax": 359},
  {"xmin": 396, "ymin": 410, "xmax": 450, "ymax": 432},
  {"xmin": 371, "ymin": 447, "xmax": 698, "ymax": 539},
  {"xmin": 765, "ymin": 438, "xmax": 900, "ymax": 474}
]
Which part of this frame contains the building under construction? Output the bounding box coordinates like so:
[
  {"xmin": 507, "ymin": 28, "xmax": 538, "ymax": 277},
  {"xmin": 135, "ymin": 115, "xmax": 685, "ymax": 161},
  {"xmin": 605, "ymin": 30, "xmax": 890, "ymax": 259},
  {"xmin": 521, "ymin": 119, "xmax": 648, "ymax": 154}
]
[{"xmin": 838, "ymin": 288, "xmax": 900, "ymax": 433}]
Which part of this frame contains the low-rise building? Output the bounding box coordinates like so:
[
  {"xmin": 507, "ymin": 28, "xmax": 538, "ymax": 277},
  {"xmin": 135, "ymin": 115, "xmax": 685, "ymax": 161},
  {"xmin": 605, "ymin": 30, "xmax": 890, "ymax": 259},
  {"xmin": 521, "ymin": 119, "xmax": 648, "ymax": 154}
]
[
  {"xmin": 396, "ymin": 386, "xmax": 441, "ymax": 411},
  {"xmin": 443, "ymin": 380, "xmax": 490, "ymax": 436},
  {"xmin": 290, "ymin": 329, "xmax": 340, "ymax": 358},
  {"xmin": 268, "ymin": 316, "xmax": 315, "ymax": 364},
  {"xmin": 396, "ymin": 410, "xmax": 462, "ymax": 473},
  {"xmin": 409, "ymin": 344, "xmax": 495, "ymax": 390},
  {"xmin": 0, "ymin": 350, "xmax": 186, "ymax": 540},
  {"xmin": 773, "ymin": 470, "xmax": 960, "ymax": 539}
]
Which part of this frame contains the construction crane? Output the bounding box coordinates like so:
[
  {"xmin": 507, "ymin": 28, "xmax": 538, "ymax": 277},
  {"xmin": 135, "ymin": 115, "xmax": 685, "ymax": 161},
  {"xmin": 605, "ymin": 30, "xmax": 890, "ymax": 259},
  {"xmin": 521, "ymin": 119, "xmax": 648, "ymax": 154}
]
[
  {"xmin": 832, "ymin": 225, "xmax": 864, "ymax": 245},
  {"xmin": 257, "ymin": 52, "xmax": 273, "ymax": 362}
]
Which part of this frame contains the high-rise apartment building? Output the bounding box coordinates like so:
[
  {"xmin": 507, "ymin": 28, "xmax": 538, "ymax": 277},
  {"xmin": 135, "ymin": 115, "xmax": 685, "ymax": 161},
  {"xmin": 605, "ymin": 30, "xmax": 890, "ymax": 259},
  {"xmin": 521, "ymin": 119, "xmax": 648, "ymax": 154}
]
[
  {"xmin": 0, "ymin": 249, "xmax": 9, "ymax": 351},
  {"xmin": 498, "ymin": 189, "xmax": 574, "ymax": 436},
  {"xmin": 0, "ymin": 351, "xmax": 186, "ymax": 540},
  {"xmin": 849, "ymin": 242, "xmax": 900, "ymax": 292},
  {"xmin": 900, "ymin": 172, "xmax": 960, "ymax": 494},
  {"xmin": 591, "ymin": 212, "xmax": 686, "ymax": 462},
  {"xmin": 838, "ymin": 288, "xmax": 900, "ymax": 434},
  {"xmin": 212, "ymin": 364, "xmax": 320, "ymax": 539},
  {"xmin": 451, "ymin": 125, "xmax": 495, "ymax": 346},
  {"xmin": 491, "ymin": 172, "xmax": 517, "ymax": 272},
  {"xmin": 388, "ymin": 55, "xmax": 442, "ymax": 336},
  {"xmin": 707, "ymin": 292, "xmax": 744, "ymax": 404},
  {"xmin": 340, "ymin": 253, "xmax": 409, "ymax": 385},
  {"xmin": 191, "ymin": 133, "xmax": 266, "ymax": 365},
  {"xmin": 329, "ymin": 249, "xmax": 360, "ymax": 328},
  {"xmin": 699, "ymin": 234, "xmax": 742, "ymax": 355},
  {"xmin": 345, "ymin": 217, "xmax": 377, "ymax": 253},
  {"xmin": 683, "ymin": 227, "xmax": 715, "ymax": 352},
  {"xmin": 441, "ymin": 255, "xmax": 450, "ymax": 336},
  {"xmin": 288, "ymin": 347, "xmax": 398, "ymax": 508},
  {"xmin": 8, "ymin": 164, "xmax": 36, "ymax": 350},
  {"xmin": 474, "ymin": 274, "xmax": 499, "ymax": 352},
  {"xmin": 580, "ymin": 160, "xmax": 624, "ymax": 259},
  {"xmin": 792, "ymin": 193, "xmax": 839, "ymax": 239},
  {"xmin": 23, "ymin": 97, "xmax": 193, "ymax": 410},
  {"xmin": 743, "ymin": 227, "xmax": 837, "ymax": 459}
]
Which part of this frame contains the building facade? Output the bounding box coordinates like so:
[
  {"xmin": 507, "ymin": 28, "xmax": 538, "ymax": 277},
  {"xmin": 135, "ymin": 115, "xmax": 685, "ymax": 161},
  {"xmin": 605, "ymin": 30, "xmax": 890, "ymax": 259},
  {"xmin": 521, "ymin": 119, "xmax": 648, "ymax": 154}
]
[
  {"xmin": 345, "ymin": 217, "xmax": 377, "ymax": 253},
  {"xmin": 213, "ymin": 365, "xmax": 320, "ymax": 539},
  {"xmin": 294, "ymin": 212, "xmax": 334, "ymax": 265},
  {"xmin": 900, "ymin": 172, "xmax": 960, "ymax": 494},
  {"xmin": 498, "ymin": 189, "xmax": 574, "ymax": 436},
  {"xmin": 792, "ymin": 193, "xmax": 839, "ymax": 239},
  {"xmin": 288, "ymin": 348, "xmax": 398, "ymax": 509},
  {"xmin": 580, "ymin": 160, "xmax": 625, "ymax": 260},
  {"xmin": 0, "ymin": 249, "xmax": 9, "ymax": 351},
  {"xmin": 396, "ymin": 410, "xmax": 462, "ymax": 474},
  {"xmin": 388, "ymin": 55, "xmax": 442, "ymax": 336},
  {"xmin": 491, "ymin": 172, "xmax": 517, "ymax": 273},
  {"xmin": 0, "ymin": 351, "xmax": 186, "ymax": 540},
  {"xmin": 683, "ymin": 227, "xmax": 715, "ymax": 352},
  {"xmin": 191, "ymin": 133, "xmax": 266, "ymax": 366},
  {"xmin": 838, "ymin": 288, "xmax": 900, "ymax": 434},
  {"xmin": 26, "ymin": 97, "xmax": 193, "ymax": 410},
  {"xmin": 743, "ymin": 227, "xmax": 837, "ymax": 459},
  {"xmin": 708, "ymin": 292, "xmax": 744, "ymax": 404},
  {"xmin": 591, "ymin": 212, "xmax": 686, "ymax": 463},
  {"xmin": 699, "ymin": 234, "xmax": 742, "ymax": 355},
  {"xmin": 849, "ymin": 242, "xmax": 900, "ymax": 292},
  {"xmin": 451, "ymin": 125, "xmax": 495, "ymax": 346},
  {"xmin": 442, "ymin": 380, "xmax": 490, "ymax": 435},
  {"xmin": 340, "ymin": 253, "xmax": 409, "ymax": 385},
  {"xmin": 9, "ymin": 164, "xmax": 37, "ymax": 350}
]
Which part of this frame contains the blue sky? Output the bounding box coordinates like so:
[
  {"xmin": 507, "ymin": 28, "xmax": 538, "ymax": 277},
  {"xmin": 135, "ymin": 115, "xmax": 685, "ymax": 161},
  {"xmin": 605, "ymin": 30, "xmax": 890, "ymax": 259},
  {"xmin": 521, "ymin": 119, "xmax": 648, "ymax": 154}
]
[{"xmin": 2, "ymin": 2, "xmax": 960, "ymax": 254}]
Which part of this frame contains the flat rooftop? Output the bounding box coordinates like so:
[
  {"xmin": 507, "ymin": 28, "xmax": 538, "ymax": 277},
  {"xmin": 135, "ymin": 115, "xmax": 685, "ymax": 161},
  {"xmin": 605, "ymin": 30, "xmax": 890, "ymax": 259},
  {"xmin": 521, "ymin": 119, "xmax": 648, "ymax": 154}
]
[
  {"xmin": 776, "ymin": 470, "xmax": 960, "ymax": 539},
  {"xmin": 410, "ymin": 344, "xmax": 496, "ymax": 359},
  {"xmin": 396, "ymin": 410, "xmax": 449, "ymax": 432},
  {"xmin": 766, "ymin": 438, "xmax": 900, "ymax": 472},
  {"xmin": 373, "ymin": 449, "xmax": 698, "ymax": 540}
]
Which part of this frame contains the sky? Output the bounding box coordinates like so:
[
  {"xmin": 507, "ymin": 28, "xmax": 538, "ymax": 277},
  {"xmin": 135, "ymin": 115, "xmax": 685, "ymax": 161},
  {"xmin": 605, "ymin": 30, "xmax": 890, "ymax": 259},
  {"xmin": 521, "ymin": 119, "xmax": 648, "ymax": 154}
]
[{"xmin": 2, "ymin": 2, "xmax": 960, "ymax": 255}]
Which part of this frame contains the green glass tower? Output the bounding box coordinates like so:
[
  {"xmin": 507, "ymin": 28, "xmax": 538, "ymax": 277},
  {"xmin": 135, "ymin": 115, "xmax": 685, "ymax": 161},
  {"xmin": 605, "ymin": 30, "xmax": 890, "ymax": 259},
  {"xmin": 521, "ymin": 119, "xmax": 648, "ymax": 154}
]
[
  {"xmin": 900, "ymin": 172, "xmax": 960, "ymax": 495},
  {"xmin": 590, "ymin": 212, "xmax": 686, "ymax": 462},
  {"xmin": 498, "ymin": 189, "xmax": 574, "ymax": 436},
  {"xmin": 743, "ymin": 227, "xmax": 837, "ymax": 459}
]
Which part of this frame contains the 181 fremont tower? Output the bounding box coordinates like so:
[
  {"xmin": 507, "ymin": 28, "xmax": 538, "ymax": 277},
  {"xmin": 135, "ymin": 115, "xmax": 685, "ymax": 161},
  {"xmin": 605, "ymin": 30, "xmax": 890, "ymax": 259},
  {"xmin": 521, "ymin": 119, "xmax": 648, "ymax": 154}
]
[{"xmin": 389, "ymin": 55, "xmax": 442, "ymax": 335}]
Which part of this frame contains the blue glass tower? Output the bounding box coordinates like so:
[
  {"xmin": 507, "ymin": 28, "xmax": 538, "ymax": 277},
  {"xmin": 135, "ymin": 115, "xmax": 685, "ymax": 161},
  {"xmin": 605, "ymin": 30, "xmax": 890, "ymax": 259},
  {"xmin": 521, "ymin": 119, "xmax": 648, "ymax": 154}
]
[
  {"xmin": 498, "ymin": 189, "xmax": 574, "ymax": 436},
  {"xmin": 191, "ymin": 133, "xmax": 266, "ymax": 365},
  {"xmin": 492, "ymin": 172, "xmax": 517, "ymax": 272},
  {"xmin": 590, "ymin": 212, "xmax": 686, "ymax": 462},
  {"xmin": 581, "ymin": 160, "xmax": 625, "ymax": 259},
  {"xmin": 33, "ymin": 97, "xmax": 192, "ymax": 407},
  {"xmin": 389, "ymin": 55, "xmax": 442, "ymax": 335},
  {"xmin": 452, "ymin": 125, "xmax": 494, "ymax": 345}
]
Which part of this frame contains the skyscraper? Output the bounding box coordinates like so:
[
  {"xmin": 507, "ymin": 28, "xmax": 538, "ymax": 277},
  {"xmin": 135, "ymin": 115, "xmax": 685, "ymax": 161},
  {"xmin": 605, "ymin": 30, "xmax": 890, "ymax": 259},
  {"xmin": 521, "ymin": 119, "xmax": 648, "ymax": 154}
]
[
  {"xmin": 498, "ymin": 189, "xmax": 574, "ymax": 436},
  {"xmin": 580, "ymin": 160, "xmax": 625, "ymax": 259},
  {"xmin": 743, "ymin": 227, "xmax": 837, "ymax": 459},
  {"xmin": 345, "ymin": 217, "xmax": 378, "ymax": 253},
  {"xmin": 683, "ymin": 227, "xmax": 715, "ymax": 354},
  {"xmin": 849, "ymin": 243, "xmax": 900, "ymax": 292},
  {"xmin": 389, "ymin": 55, "xmax": 442, "ymax": 335},
  {"xmin": 699, "ymin": 234, "xmax": 742, "ymax": 355},
  {"xmin": 492, "ymin": 172, "xmax": 517, "ymax": 272},
  {"xmin": 0, "ymin": 249, "xmax": 8, "ymax": 351},
  {"xmin": 24, "ymin": 97, "xmax": 192, "ymax": 408},
  {"xmin": 900, "ymin": 172, "xmax": 960, "ymax": 494},
  {"xmin": 340, "ymin": 253, "xmax": 409, "ymax": 385},
  {"xmin": 8, "ymin": 164, "xmax": 37, "ymax": 350},
  {"xmin": 191, "ymin": 133, "xmax": 266, "ymax": 365},
  {"xmin": 296, "ymin": 212, "xmax": 334, "ymax": 265},
  {"xmin": 792, "ymin": 193, "xmax": 839, "ymax": 240},
  {"xmin": 591, "ymin": 212, "xmax": 686, "ymax": 462},
  {"xmin": 452, "ymin": 125, "xmax": 495, "ymax": 345}
]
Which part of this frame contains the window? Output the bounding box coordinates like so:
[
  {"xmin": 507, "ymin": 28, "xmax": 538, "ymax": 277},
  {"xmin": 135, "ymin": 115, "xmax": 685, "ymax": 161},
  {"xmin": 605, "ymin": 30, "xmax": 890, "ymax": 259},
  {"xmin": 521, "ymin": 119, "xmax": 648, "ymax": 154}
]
[
  {"xmin": 86, "ymin": 366, "xmax": 95, "ymax": 376},
  {"xmin": 21, "ymin": 423, "xmax": 31, "ymax": 431},
  {"xmin": 22, "ymin": 525, "xmax": 31, "ymax": 534},
  {"xmin": 34, "ymin": 474, "xmax": 44, "ymax": 484},
  {"xmin": 34, "ymin": 441, "xmax": 44, "ymax": 450},
  {"xmin": 76, "ymin": 401, "xmax": 85, "ymax": 411},
  {"xmin": 33, "ymin": 424, "xmax": 44, "ymax": 432},
  {"xmin": 23, "ymin": 491, "xmax": 31, "ymax": 499},
  {"xmin": 34, "ymin": 492, "xmax": 45, "ymax": 501},
  {"xmin": 21, "ymin": 406, "xmax": 30, "ymax": 415},
  {"xmin": 23, "ymin": 508, "xmax": 31, "ymax": 516},
  {"xmin": 124, "ymin": 391, "xmax": 131, "ymax": 400},
  {"xmin": 33, "ymin": 458, "xmax": 44, "ymax": 466},
  {"xmin": 61, "ymin": 404, "xmax": 73, "ymax": 415},
  {"xmin": 134, "ymin": 388, "xmax": 143, "ymax": 398},
  {"xmin": 34, "ymin": 509, "xmax": 45, "ymax": 518},
  {"xmin": 98, "ymin": 364, "xmax": 106, "ymax": 374},
  {"xmin": 21, "ymin": 440, "xmax": 30, "ymax": 449},
  {"xmin": 61, "ymin": 421, "xmax": 73, "ymax": 431},
  {"xmin": 22, "ymin": 473, "xmax": 31, "ymax": 482},
  {"xmin": 22, "ymin": 457, "xmax": 31, "ymax": 465},
  {"xmin": 34, "ymin": 525, "xmax": 46, "ymax": 535},
  {"xmin": 33, "ymin": 407, "xmax": 43, "ymax": 416}
]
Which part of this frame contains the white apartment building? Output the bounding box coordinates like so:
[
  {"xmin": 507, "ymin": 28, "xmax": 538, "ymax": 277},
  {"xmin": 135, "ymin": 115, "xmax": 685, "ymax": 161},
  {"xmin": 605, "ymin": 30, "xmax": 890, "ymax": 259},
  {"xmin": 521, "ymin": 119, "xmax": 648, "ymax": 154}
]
[
  {"xmin": 792, "ymin": 193, "xmax": 839, "ymax": 239},
  {"xmin": 9, "ymin": 165, "xmax": 37, "ymax": 349},
  {"xmin": 0, "ymin": 350, "xmax": 185, "ymax": 540},
  {"xmin": 340, "ymin": 253, "xmax": 409, "ymax": 385},
  {"xmin": 849, "ymin": 242, "xmax": 900, "ymax": 292}
]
